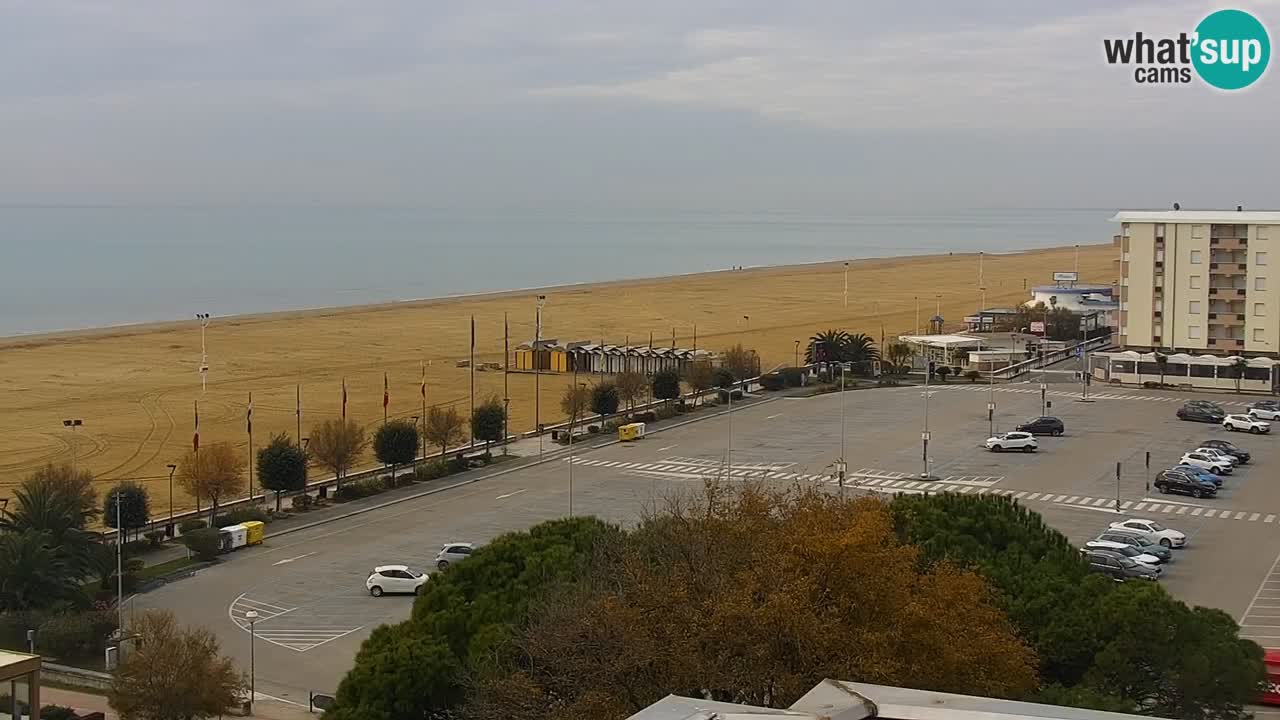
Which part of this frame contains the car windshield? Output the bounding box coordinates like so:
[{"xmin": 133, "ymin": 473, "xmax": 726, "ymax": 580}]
[
  {"xmin": 1146, "ymin": 522, "xmax": 1165, "ymax": 531},
  {"xmin": 406, "ymin": 569, "xmax": 424, "ymax": 578},
  {"xmin": 1116, "ymin": 556, "xmax": 1137, "ymax": 568}
]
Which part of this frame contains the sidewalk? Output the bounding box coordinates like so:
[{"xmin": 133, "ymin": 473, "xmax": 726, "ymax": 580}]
[{"xmin": 39, "ymin": 687, "xmax": 317, "ymax": 719}]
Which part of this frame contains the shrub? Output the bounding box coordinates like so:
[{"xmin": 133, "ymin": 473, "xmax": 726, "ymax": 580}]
[
  {"xmin": 143, "ymin": 530, "xmax": 167, "ymax": 547},
  {"xmin": 334, "ymin": 478, "xmax": 384, "ymax": 502},
  {"xmin": 759, "ymin": 373, "xmax": 785, "ymax": 391},
  {"xmin": 212, "ymin": 506, "xmax": 270, "ymax": 528},
  {"xmin": 36, "ymin": 612, "xmax": 100, "ymax": 660},
  {"xmin": 414, "ymin": 460, "xmax": 450, "ymax": 482},
  {"xmin": 587, "ymin": 425, "xmax": 600, "ymax": 434},
  {"xmin": 448, "ymin": 454, "xmax": 470, "ymax": 474},
  {"xmin": 178, "ymin": 519, "xmax": 207, "ymax": 535},
  {"xmin": 182, "ymin": 527, "xmax": 223, "ymax": 562},
  {"xmin": 635, "ymin": 411, "xmax": 657, "ymax": 423},
  {"xmin": 290, "ymin": 493, "xmax": 314, "ymax": 512},
  {"xmin": 40, "ymin": 707, "xmax": 79, "ymax": 720},
  {"xmin": 779, "ymin": 367, "xmax": 805, "ymax": 387},
  {"xmin": 122, "ymin": 539, "xmax": 151, "ymax": 556},
  {"xmin": 965, "ymin": 370, "xmax": 982, "ymax": 383}
]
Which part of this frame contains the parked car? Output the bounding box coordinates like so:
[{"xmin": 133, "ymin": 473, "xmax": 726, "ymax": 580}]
[
  {"xmin": 1192, "ymin": 447, "xmax": 1241, "ymax": 466},
  {"xmin": 435, "ymin": 542, "xmax": 475, "ymax": 569},
  {"xmin": 1082, "ymin": 540, "xmax": 1163, "ymax": 568},
  {"xmin": 1224, "ymin": 414, "xmax": 1271, "ymax": 434},
  {"xmin": 1154, "ymin": 470, "xmax": 1217, "ymax": 498},
  {"xmin": 1167, "ymin": 464, "xmax": 1222, "ymax": 487},
  {"xmin": 1016, "ymin": 416, "xmax": 1065, "ymax": 436},
  {"xmin": 1084, "ymin": 549, "xmax": 1159, "ymax": 582},
  {"xmin": 985, "ymin": 432, "xmax": 1038, "ymax": 453},
  {"xmin": 1248, "ymin": 401, "xmax": 1280, "ymax": 421},
  {"xmin": 1187, "ymin": 399, "xmax": 1226, "ymax": 411},
  {"xmin": 1179, "ymin": 451, "xmax": 1234, "ymax": 475},
  {"xmin": 366, "ymin": 565, "xmax": 428, "ymax": 597},
  {"xmin": 1199, "ymin": 438, "xmax": 1251, "ymax": 464},
  {"xmin": 1108, "ymin": 518, "xmax": 1187, "ymax": 548},
  {"xmin": 1095, "ymin": 530, "xmax": 1174, "ymax": 562},
  {"xmin": 1177, "ymin": 403, "xmax": 1226, "ymax": 423}
]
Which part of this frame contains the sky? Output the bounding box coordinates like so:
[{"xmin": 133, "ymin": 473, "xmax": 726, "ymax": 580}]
[{"xmin": 2, "ymin": 0, "xmax": 1278, "ymax": 213}]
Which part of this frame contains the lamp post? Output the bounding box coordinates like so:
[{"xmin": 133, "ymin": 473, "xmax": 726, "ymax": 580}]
[
  {"xmin": 301, "ymin": 437, "xmax": 310, "ymax": 495},
  {"xmin": 196, "ymin": 313, "xmax": 211, "ymax": 393},
  {"xmin": 535, "ymin": 295, "xmax": 546, "ymax": 462},
  {"xmin": 166, "ymin": 464, "xmax": 177, "ymax": 536},
  {"xmin": 743, "ymin": 314, "xmax": 750, "ymax": 332},
  {"xmin": 921, "ymin": 365, "xmax": 934, "ymax": 480},
  {"xmin": 794, "ymin": 339, "xmax": 800, "ymax": 368},
  {"xmin": 410, "ymin": 416, "xmax": 420, "ymax": 469},
  {"xmin": 114, "ymin": 489, "xmax": 124, "ymax": 638},
  {"xmin": 62, "ymin": 419, "xmax": 83, "ymax": 471},
  {"xmin": 568, "ymin": 372, "xmax": 585, "ymax": 517},
  {"xmin": 244, "ymin": 609, "xmax": 258, "ymax": 713},
  {"xmin": 838, "ymin": 363, "xmax": 847, "ymax": 494}
]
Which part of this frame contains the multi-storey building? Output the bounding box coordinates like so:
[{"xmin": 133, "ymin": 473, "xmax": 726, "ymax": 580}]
[{"xmin": 1114, "ymin": 210, "xmax": 1278, "ymax": 357}]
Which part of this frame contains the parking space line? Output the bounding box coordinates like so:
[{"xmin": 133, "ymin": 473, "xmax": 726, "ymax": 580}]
[{"xmin": 236, "ymin": 598, "xmax": 291, "ymax": 613}]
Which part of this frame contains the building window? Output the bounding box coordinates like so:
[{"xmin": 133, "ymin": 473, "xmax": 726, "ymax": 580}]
[
  {"xmin": 1259, "ymin": 251, "xmax": 1269, "ymax": 265},
  {"xmin": 1256, "ymin": 303, "xmax": 1267, "ymax": 317},
  {"xmin": 1189, "ymin": 275, "xmax": 1202, "ymax": 289},
  {"xmin": 1122, "ymin": 223, "xmax": 1130, "ymax": 238},
  {"xmin": 1192, "ymin": 225, "xmax": 1205, "ymax": 239},
  {"xmin": 1155, "ymin": 224, "xmax": 1165, "ymax": 237},
  {"xmin": 1188, "ymin": 325, "xmax": 1202, "ymax": 339},
  {"xmin": 1258, "ymin": 277, "xmax": 1268, "ymax": 291},
  {"xmin": 1256, "ymin": 328, "xmax": 1266, "ymax": 342},
  {"xmin": 1190, "ymin": 250, "xmax": 1203, "ymax": 264},
  {"xmin": 1189, "ymin": 300, "xmax": 1201, "ymax": 314},
  {"xmin": 1156, "ymin": 249, "xmax": 1165, "ymax": 262}
]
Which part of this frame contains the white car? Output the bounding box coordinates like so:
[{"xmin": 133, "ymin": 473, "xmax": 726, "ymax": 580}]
[
  {"xmin": 1108, "ymin": 519, "xmax": 1187, "ymax": 548},
  {"xmin": 1248, "ymin": 402, "xmax": 1280, "ymax": 421},
  {"xmin": 985, "ymin": 432, "xmax": 1038, "ymax": 453},
  {"xmin": 1083, "ymin": 540, "xmax": 1162, "ymax": 569},
  {"xmin": 366, "ymin": 565, "xmax": 428, "ymax": 597},
  {"xmin": 434, "ymin": 542, "xmax": 475, "ymax": 570},
  {"xmin": 1224, "ymin": 414, "xmax": 1271, "ymax": 434},
  {"xmin": 1179, "ymin": 451, "xmax": 1234, "ymax": 475},
  {"xmin": 1192, "ymin": 447, "xmax": 1240, "ymax": 465}
]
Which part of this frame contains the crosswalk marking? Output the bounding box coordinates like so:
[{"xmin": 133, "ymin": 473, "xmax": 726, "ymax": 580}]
[
  {"xmin": 1205, "ymin": 509, "xmax": 1217, "ymax": 518},
  {"xmin": 944, "ymin": 384, "xmax": 1250, "ymax": 407},
  {"xmin": 1133, "ymin": 502, "xmax": 1148, "ymax": 511},
  {"xmin": 1026, "ymin": 493, "xmax": 1041, "ymax": 500},
  {"xmin": 1251, "ymin": 513, "xmax": 1262, "ymax": 522},
  {"xmin": 1267, "ymin": 515, "xmax": 1277, "ymax": 523},
  {"xmin": 1236, "ymin": 511, "xmax": 1248, "ymax": 520},
  {"xmin": 1192, "ymin": 508, "xmax": 1204, "ymax": 516},
  {"xmin": 1093, "ymin": 498, "xmax": 1110, "ymax": 507},
  {"xmin": 1065, "ymin": 496, "xmax": 1080, "ymax": 504},
  {"xmin": 1177, "ymin": 506, "xmax": 1189, "ymax": 515}
]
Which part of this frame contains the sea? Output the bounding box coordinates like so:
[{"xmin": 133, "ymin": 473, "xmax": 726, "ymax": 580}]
[{"xmin": 0, "ymin": 206, "xmax": 1114, "ymax": 338}]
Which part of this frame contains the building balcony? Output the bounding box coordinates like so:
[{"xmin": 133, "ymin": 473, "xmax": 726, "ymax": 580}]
[
  {"xmin": 1210, "ymin": 263, "xmax": 1248, "ymax": 276},
  {"xmin": 1209, "ymin": 314, "xmax": 1245, "ymax": 327}
]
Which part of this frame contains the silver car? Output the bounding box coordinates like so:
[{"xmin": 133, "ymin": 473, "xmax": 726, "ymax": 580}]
[{"xmin": 435, "ymin": 542, "xmax": 475, "ymax": 569}]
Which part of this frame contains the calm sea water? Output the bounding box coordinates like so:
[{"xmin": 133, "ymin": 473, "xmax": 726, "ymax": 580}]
[{"xmin": 0, "ymin": 207, "xmax": 1113, "ymax": 337}]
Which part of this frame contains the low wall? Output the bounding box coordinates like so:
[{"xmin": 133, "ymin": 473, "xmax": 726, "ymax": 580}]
[{"xmin": 42, "ymin": 662, "xmax": 113, "ymax": 692}]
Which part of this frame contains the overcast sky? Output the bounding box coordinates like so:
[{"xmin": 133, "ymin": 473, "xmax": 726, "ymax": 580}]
[{"xmin": 2, "ymin": 0, "xmax": 1278, "ymax": 212}]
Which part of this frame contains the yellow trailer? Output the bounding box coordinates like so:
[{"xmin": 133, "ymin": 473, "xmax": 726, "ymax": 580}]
[
  {"xmin": 242, "ymin": 520, "xmax": 265, "ymax": 547},
  {"xmin": 618, "ymin": 423, "xmax": 646, "ymax": 442}
]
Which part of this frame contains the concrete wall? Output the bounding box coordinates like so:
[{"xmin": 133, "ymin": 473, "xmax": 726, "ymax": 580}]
[
  {"xmin": 1170, "ymin": 222, "xmax": 1211, "ymax": 350},
  {"xmin": 1123, "ymin": 223, "xmax": 1156, "ymax": 347}
]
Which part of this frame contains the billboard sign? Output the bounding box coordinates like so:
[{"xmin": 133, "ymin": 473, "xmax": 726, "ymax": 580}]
[
  {"xmin": 1030, "ymin": 321, "xmax": 1046, "ymax": 334},
  {"xmin": 1053, "ymin": 271, "xmax": 1079, "ymax": 282}
]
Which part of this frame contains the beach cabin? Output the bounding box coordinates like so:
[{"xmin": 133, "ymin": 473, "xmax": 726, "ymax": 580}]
[{"xmin": 514, "ymin": 339, "xmax": 567, "ymax": 372}]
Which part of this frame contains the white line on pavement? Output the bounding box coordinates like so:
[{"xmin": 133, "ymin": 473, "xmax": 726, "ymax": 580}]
[{"xmin": 495, "ymin": 489, "xmax": 527, "ymax": 500}]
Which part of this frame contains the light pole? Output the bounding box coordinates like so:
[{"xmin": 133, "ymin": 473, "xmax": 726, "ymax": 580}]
[
  {"xmin": 743, "ymin": 314, "xmax": 750, "ymax": 332},
  {"xmin": 568, "ymin": 373, "xmax": 585, "ymax": 517},
  {"xmin": 921, "ymin": 364, "xmax": 933, "ymax": 479},
  {"xmin": 301, "ymin": 437, "xmax": 310, "ymax": 494},
  {"xmin": 838, "ymin": 363, "xmax": 847, "ymax": 494},
  {"xmin": 244, "ymin": 609, "xmax": 258, "ymax": 713},
  {"xmin": 535, "ymin": 295, "xmax": 546, "ymax": 462},
  {"xmin": 410, "ymin": 416, "xmax": 419, "ymax": 469},
  {"xmin": 794, "ymin": 339, "xmax": 800, "ymax": 368},
  {"xmin": 114, "ymin": 489, "xmax": 124, "ymax": 638},
  {"xmin": 197, "ymin": 313, "xmax": 211, "ymax": 393},
  {"xmin": 987, "ymin": 366, "xmax": 995, "ymax": 437},
  {"xmin": 166, "ymin": 464, "xmax": 177, "ymax": 536},
  {"xmin": 914, "ymin": 296, "xmax": 920, "ymax": 334},
  {"xmin": 62, "ymin": 419, "xmax": 83, "ymax": 471}
]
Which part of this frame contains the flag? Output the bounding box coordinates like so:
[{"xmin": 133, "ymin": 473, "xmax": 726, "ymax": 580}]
[
  {"xmin": 342, "ymin": 378, "xmax": 348, "ymax": 419},
  {"xmin": 421, "ymin": 362, "xmax": 427, "ymax": 398},
  {"xmin": 246, "ymin": 392, "xmax": 253, "ymax": 434},
  {"xmin": 383, "ymin": 372, "xmax": 389, "ymax": 409},
  {"xmin": 193, "ymin": 400, "xmax": 200, "ymax": 451},
  {"xmin": 470, "ymin": 315, "xmax": 475, "ymax": 351}
]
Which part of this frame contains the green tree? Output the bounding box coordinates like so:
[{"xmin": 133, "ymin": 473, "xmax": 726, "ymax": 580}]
[
  {"xmin": 108, "ymin": 610, "xmax": 247, "ymax": 720},
  {"xmin": 935, "ymin": 365, "xmax": 952, "ymax": 382},
  {"xmin": 471, "ymin": 398, "xmax": 506, "ymax": 452},
  {"xmin": 424, "ymin": 406, "xmax": 466, "ymax": 459},
  {"xmin": 891, "ymin": 494, "xmax": 1265, "ymax": 718},
  {"xmin": 720, "ymin": 344, "xmax": 758, "ymax": 379},
  {"xmin": 683, "ymin": 361, "xmax": 715, "ymax": 406},
  {"xmin": 309, "ymin": 418, "xmax": 369, "ymax": 490},
  {"xmin": 181, "ymin": 527, "xmax": 223, "ymax": 562},
  {"xmin": 886, "ymin": 341, "xmax": 914, "ymax": 374},
  {"xmin": 374, "ymin": 419, "xmax": 420, "ymax": 481},
  {"xmin": 328, "ymin": 517, "xmax": 620, "ymax": 719},
  {"xmin": 651, "ymin": 368, "xmax": 682, "ymax": 406},
  {"xmin": 712, "ymin": 367, "xmax": 735, "ymax": 390},
  {"xmin": 0, "ymin": 464, "xmax": 101, "ymax": 574},
  {"xmin": 806, "ymin": 329, "xmax": 850, "ymax": 363},
  {"xmin": 0, "ymin": 532, "xmax": 80, "ymax": 611},
  {"xmin": 257, "ymin": 433, "xmax": 307, "ymax": 511},
  {"xmin": 844, "ymin": 332, "xmax": 880, "ymax": 375},
  {"xmin": 1230, "ymin": 357, "xmax": 1249, "ymax": 394},
  {"xmin": 613, "ymin": 370, "xmax": 648, "ymax": 417},
  {"xmin": 590, "ymin": 382, "xmax": 620, "ymax": 417},
  {"xmin": 103, "ymin": 482, "xmax": 150, "ymax": 541}
]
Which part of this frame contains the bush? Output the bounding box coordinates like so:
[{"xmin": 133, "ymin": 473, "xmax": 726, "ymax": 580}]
[
  {"xmin": 334, "ymin": 478, "xmax": 385, "ymax": 502},
  {"xmin": 183, "ymin": 527, "xmax": 223, "ymax": 562},
  {"xmin": 448, "ymin": 454, "xmax": 470, "ymax": 474},
  {"xmin": 122, "ymin": 539, "xmax": 151, "ymax": 556},
  {"xmin": 587, "ymin": 425, "xmax": 600, "ymax": 434},
  {"xmin": 212, "ymin": 506, "xmax": 270, "ymax": 528},
  {"xmin": 414, "ymin": 460, "xmax": 450, "ymax": 482},
  {"xmin": 143, "ymin": 530, "xmax": 167, "ymax": 547},
  {"xmin": 965, "ymin": 370, "xmax": 982, "ymax": 383},
  {"xmin": 178, "ymin": 519, "xmax": 207, "ymax": 535},
  {"xmin": 759, "ymin": 373, "xmax": 785, "ymax": 391},
  {"xmin": 40, "ymin": 707, "xmax": 79, "ymax": 720},
  {"xmin": 290, "ymin": 493, "xmax": 314, "ymax": 512},
  {"xmin": 635, "ymin": 411, "xmax": 657, "ymax": 423},
  {"xmin": 36, "ymin": 612, "xmax": 108, "ymax": 660},
  {"xmin": 779, "ymin": 367, "xmax": 805, "ymax": 387}
]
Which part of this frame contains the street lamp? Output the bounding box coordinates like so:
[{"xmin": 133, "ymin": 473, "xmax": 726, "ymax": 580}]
[
  {"xmin": 196, "ymin": 313, "xmax": 211, "ymax": 393},
  {"xmin": 794, "ymin": 339, "xmax": 801, "ymax": 368},
  {"xmin": 535, "ymin": 295, "xmax": 547, "ymax": 462},
  {"xmin": 62, "ymin": 419, "xmax": 83, "ymax": 471},
  {"xmin": 244, "ymin": 609, "xmax": 258, "ymax": 712},
  {"xmin": 743, "ymin": 315, "xmax": 750, "ymax": 332},
  {"xmin": 113, "ymin": 489, "xmax": 124, "ymax": 638},
  {"xmin": 921, "ymin": 363, "xmax": 935, "ymax": 480},
  {"xmin": 166, "ymin": 464, "xmax": 177, "ymax": 536},
  {"xmin": 568, "ymin": 376, "xmax": 585, "ymax": 517},
  {"xmin": 838, "ymin": 362, "xmax": 848, "ymax": 493}
]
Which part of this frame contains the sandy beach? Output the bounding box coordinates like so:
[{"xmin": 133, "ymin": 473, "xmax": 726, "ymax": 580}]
[{"xmin": 0, "ymin": 243, "xmax": 1115, "ymax": 510}]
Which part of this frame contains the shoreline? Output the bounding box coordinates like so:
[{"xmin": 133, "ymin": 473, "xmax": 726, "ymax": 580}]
[{"xmin": 0, "ymin": 243, "xmax": 1101, "ymax": 348}]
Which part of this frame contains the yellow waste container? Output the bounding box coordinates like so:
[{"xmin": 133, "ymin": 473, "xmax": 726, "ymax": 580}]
[
  {"xmin": 242, "ymin": 520, "xmax": 265, "ymax": 547},
  {"xmin": 618, "ymin": 424, "xmax": 639, "ymax": 442}
]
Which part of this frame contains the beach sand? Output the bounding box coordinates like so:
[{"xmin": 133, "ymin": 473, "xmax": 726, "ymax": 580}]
[{"xmin": 0, "ymin": 243, "xmax": 1115, "ymax": 510}]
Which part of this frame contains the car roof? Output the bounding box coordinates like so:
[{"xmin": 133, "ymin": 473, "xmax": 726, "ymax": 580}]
[
  {"xmin": 1086, "ymin": 540, "xmax": 1127, "ymax": 549},
  {"xmin": 441, "ymin": 542, "xmax": 474, "ymax": 548},
  {"xmin": 373, "ymin": 564, "xmax": 410, "ymax": 572}
]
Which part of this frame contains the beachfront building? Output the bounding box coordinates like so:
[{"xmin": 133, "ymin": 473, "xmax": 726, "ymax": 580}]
[
  {"xmin": 1090, "ymin": 209, "xmax": 1280, "ymax": 393},
  {"xmin": 897, "ymin": 333, "xmax": 1038, "ymax": 374},
  {"xmin": 513, "ymin": 340, "xmax": 714, "ymax": 375},
  {"xmin": 1, "ymin": 649, "xmax": 42, "ymax": 719}
]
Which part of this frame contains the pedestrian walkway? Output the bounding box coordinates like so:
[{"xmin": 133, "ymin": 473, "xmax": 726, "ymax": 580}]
[
  {"xmin": 34, "ymin": 687, "xmax": 315, "ymax": 720},
  {"xmin": 941, "ymin": 384, "xmax": 1252, "ymax": 406}
]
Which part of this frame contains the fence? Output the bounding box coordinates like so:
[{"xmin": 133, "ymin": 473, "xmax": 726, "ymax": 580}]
[{"xmin": 988, "ymin": 334, "xmax": 1113, "ymax": 380}]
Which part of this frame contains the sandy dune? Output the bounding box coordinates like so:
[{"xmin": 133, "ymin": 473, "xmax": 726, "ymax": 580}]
[{"xmin": 0, "ymin": 243, "xmax": 1115, "ymax": 511}]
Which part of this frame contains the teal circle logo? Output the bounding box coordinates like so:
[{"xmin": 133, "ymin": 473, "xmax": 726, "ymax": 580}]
[{"xmin": 1192, "ymin": 9, "xmax": 1270, "ymax": 90}]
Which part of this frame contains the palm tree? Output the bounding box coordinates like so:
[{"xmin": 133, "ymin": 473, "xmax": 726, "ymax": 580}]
[
  {"xmin": 1231, "ymin": 357, "xmax": 1249, "ymax": 394},
  {"xmin": 843, "ymin": 333, "xmax": 880, "ymax": 375},
  {"xmin": 805, "ymin": 329, "xmax": 850, "ymax": 364},
  {"xmin": 1154, "ymin": 352, "xmax": 1168, "ymax": 386},
  {"xmin": 886, "ymin": 342, "xmax": 914, "ymax": 375},
  {"xmin": 0, "ymin": 465, "xmax": 101, "ymax": 573},
  {"xmin": 0, "ymin": 532, "xmax": 80, "ymax": 611}
]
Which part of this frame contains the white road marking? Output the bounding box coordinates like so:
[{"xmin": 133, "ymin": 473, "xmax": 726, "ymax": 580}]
[
  {"xmin": 1177, "ymin": 507, "xmax": 1189, "ymax": 515},
  {"xmin": 656, "ymin": 445, "xmax": 677, "ymax": 451},
  {"xmin": 495, "ymin": 489, "xmax": 527, "ymax": 500},
  {"xmin": 1093, "ymin": 498, "xmax": 1110, "ymax": 507},
  {"xmin": 1192, "ymin": 508, "xmax": 1204, "ymax": 516},
  {"xmin": 272, "ymin": 552, "xmax": 317, "ymax": 567},
  {"xmin": 1268, "ymin": 514, "xmax": 1277, "ymax": 523},
  {"xmin": 1236, "ymin": 512, "xmax": 1248, "ymax": 520},
  {"xmin": 1205, "ymin": 510, "xmax": 1217, "ymax": 518},
  {"xmin": 1026, "ymin": 493, "xmax": 1041, "ymax": 501},
  {"xmin": 765, "ymin": 413, "xmax": 783, "ymax": 420},
  {"xmin": 1014, "ymin": 491, "xmax": 1028, "ymax": 499},
  {"xmin": 1065, "ymin": 496, "xmax": 1080, "ymax": 504},
  {"xmin": 1251, "ymin": 513, "xmax": 1262, "ymax": 522}
]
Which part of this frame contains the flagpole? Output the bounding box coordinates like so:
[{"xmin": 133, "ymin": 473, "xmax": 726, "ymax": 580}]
[
  {"xmin": 342, "ymin": 377, "xmax": 347, "ymax": 420},
  {"xmin": 693, "ymin": 324, "xmax": 697, "ymax": 352},
  {"xmin": 296, "ymin": 384, "xmax": 301, "ymax": 443},
  {"xmin": 193, "ymin": 400, "xmax": 201, "ymax": 514},
  {"xmin": 421, "ymin": 360, "xmax": 427, "ymax": 447},
  {"xmin": 503, "ymin": 313, "xmax": 510, "ymax": 456},
  {"xmin": 247, "ymin": 392, "xmax": 254, "ymax": 502},
  {"xmin": 383, "ymin": 372, "xmax": 389, "ymax": 426},
  {"xmin": 470, "ymin": 315, "xmax": 476, "ymax": 449}
]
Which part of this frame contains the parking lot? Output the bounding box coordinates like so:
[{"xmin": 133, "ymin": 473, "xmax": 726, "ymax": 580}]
[{"xmin": 139, "ymin": 380, "xmax": 1280, "ymax": 702}]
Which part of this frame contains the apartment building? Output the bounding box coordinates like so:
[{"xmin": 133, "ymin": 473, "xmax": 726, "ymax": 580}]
[{"xmin": 1115, "ymin": 210, "xmax": 1278, "ymax": 357}]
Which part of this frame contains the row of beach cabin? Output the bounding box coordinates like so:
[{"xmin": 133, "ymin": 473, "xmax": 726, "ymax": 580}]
[{"xmin": 513, "ymin": 339, "xmax": 716, "ymax": 375}]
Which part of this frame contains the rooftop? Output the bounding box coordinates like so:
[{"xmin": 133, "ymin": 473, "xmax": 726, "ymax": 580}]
[
  {"xmin": 0, "ymin": 648, "xmax": 41, "ymax": 680},
  {"xmin": 898, "ymin": 334, "xmax": 985, "ymax": 347},
  {"xmin": 1111, "ymin": 210, "xmax": 1280, "ymax": 224}
]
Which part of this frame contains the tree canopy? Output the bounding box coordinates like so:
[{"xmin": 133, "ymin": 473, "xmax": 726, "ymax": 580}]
[
  {"xmin": 257, "ymin": 433, "xmax": 307, "ymax": 510},
  {"xmin": 720, "ymin": 343, "xmax": 758, "ymax": 379},
  {"xmin": 103, "ymin": 481, "xmax": 151, "ymax": 536},
  {"xmin": 374, "ymin": 419, "xmax": 420, "ymax": 467},
  {"xmin": 651, "ymin": 368, "xmax": 681, "ymax": 403},
  {"xmin": 326, "ymin": 517, "xmax": 620, "ymax": 720},
  {"xmin": 423, "ymin": 406, "xmax": 465, "ymax": 457},
  {"xmin": 175, "ymin": 442, "xmax": 245, "ymax": 521},
  {"xmin": 0, "ymin": 463, "xmax": 101, "ymax": 579},
  {"xmin": 613, "ymin": 371, "xmax": 648, "ymax": 414},
  {"xmin": 471, "ymin": 398, "xmax": 506, "ymax": 448},
  {"xmin": 590, "ymin": 383, "xmax": 620, "ymax": 417},
  {"xmin": 308, "ymin": 418, "xmax": 369, "ymax": 487}
]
